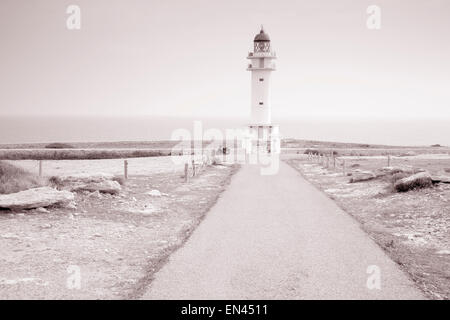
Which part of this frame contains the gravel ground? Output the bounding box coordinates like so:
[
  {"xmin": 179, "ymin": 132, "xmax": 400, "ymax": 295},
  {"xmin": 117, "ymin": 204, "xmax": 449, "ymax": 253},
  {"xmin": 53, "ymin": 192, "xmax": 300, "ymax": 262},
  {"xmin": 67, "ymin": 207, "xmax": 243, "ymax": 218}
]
[
  {"xmin": 287, "ymin": 156, "xmax": 450, "ymax": 300},
  {"xmin": 0, "ymin": 157, "xmax": 237, "ymax": 299}
]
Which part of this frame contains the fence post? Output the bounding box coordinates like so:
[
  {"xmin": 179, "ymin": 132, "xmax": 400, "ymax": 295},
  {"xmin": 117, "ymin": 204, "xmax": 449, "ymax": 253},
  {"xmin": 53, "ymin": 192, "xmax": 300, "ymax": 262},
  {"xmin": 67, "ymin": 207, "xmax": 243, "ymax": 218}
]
[
  {"xmin": 192, "ymin": 160, "xmax": 196, "ymax": 177},
  {"xmin": 387, "ymin": 155, "xmax": 391, "ymax": 167},
  {"xmin": 343, "ymin": 159, "xmax": 346, "ymax": 176},
  {"xmin": 124, "ymin": 160, "xmax": 128, "ymax": 179},
  {"xmin": 184, "ymin": 163, "xmax": 189, "ymax": 182},
  {"xmin": 38, "ymin": 160, "xmax": 43, "ymax": 177},
  {"xmin": 333, "ymin": 153, "xmax": 336, "ymax": 169}
]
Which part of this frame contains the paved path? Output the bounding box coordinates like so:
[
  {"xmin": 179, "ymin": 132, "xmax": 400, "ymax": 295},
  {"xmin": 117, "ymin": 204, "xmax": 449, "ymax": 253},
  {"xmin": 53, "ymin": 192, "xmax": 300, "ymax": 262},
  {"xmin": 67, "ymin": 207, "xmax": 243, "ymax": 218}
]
[{"xmin": 143, "ymin": 162, "xmax": 424, "ymax": 299}]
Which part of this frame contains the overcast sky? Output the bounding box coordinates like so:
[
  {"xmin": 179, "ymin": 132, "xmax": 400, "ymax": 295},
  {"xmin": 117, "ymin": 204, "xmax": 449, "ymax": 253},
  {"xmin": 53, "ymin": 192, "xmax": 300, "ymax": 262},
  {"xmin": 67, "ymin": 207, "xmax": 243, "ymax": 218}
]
[{"xmin": 0, "ymin": 0, "xmax": 449, "ymax": 119}]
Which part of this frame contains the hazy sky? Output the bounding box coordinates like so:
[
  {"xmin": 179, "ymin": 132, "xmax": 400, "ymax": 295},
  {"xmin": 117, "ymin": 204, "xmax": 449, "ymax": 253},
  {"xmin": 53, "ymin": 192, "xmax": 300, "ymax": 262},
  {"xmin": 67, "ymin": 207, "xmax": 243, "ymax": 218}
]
[{"xmin": 0, "ymin": 0, "xmax": 449, "ymax": 119}]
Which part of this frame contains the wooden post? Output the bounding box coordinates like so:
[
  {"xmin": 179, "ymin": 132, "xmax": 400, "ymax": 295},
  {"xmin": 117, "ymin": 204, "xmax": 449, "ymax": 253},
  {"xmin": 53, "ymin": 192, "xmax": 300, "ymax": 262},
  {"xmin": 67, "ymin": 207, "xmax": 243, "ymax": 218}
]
[
  {"xmin": 184, "ymin": 163, "xmax": 189, "ymax": 182},
  {"xmin": 124, "ymin": 160, "xmax": 128, "ymax": 179},
  {"xmin": 387, "ymin": 155, "xmax": 391, "ymax": 167},
  {"xmin": 39, "ymin": 160, "xmax": 43, "ymax": 177},
  {"xmin": 326, "ymin": 156, "xmax": 329, "ymax": 168},
  {"xmin": 222, "ymin": 140, "xmax": 226, "ymax": 163},
  {"xmin": 343, "ymin": 159, "xmax": 346, "ymax": 176},
  {"xmin": 333, "ymin": 153, "xmax": 336, "ymax": 169},
  {"xmin": 192, "ymin": 160, "xmax": 196, "ymax": 177}
]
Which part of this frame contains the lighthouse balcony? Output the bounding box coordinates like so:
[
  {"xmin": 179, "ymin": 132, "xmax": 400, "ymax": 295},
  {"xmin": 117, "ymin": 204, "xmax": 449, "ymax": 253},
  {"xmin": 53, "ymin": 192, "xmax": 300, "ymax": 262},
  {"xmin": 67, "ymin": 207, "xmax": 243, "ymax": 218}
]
[
  {"xmin": 247, "ymin": 51, "xmax": 276, "ymax": 59},
  {"xmin": 247, "ymin": 63, "xmax": 276, "ymax": 71},
  {"xmin": 247, "ymin": 52, "xmax": 277, "ymax": 59}
]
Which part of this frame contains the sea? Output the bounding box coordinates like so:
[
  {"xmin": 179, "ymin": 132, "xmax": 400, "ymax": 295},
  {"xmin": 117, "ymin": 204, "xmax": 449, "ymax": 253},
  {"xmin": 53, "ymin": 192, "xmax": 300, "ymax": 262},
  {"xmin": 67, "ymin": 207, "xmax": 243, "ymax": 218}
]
[{"xmin": 0, "ymin": 116, "xmax": 449, "ymax": 147}]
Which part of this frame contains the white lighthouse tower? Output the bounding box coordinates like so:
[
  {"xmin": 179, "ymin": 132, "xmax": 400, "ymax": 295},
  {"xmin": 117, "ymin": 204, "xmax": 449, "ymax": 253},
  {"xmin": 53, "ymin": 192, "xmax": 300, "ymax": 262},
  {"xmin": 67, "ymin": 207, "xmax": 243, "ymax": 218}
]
[{"xmin": 246, "ymin": 26, "xmax": 280, "ymax": 154}]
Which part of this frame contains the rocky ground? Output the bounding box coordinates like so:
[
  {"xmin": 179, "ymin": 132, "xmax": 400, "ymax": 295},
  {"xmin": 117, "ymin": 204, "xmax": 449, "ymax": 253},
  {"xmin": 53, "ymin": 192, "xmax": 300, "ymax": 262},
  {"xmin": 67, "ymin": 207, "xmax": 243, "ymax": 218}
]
[
  {"xmin": 0, "ymin": 158, "xmax": 238, "ymax": 299},
  {"xmin": 286, "ymin": 155, "xmax": 450, "ymax": 300}
]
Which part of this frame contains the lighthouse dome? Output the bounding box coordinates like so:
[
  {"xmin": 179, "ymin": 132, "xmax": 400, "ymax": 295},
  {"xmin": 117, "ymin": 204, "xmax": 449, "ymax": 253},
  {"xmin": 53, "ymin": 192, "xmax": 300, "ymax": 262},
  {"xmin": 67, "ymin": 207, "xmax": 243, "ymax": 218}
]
[{"xmin": 254, "ymin": 27, "xmax": 270, "ymax": 42}]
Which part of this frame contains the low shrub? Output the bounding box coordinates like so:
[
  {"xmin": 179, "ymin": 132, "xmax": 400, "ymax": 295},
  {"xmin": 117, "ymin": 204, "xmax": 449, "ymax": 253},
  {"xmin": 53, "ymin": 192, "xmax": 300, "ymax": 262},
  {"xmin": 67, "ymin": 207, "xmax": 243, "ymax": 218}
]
[
  {"xmin": 391, "ymin": 172, "xmax": 410, "ymax": 184},
  {"xmin": 112, "ymin": 176, "xmax": 125, "ymax": 186},
  {"xmin": 45, "ymin": 143, "xmax": 75, "ymax": 149},
  {"xmin": 304, "ymin": 149, "xmax": 320, "ymax": 155},
  {"xmin": 0, "ymin": 161, "xmax": 44, "ymax": 194},
  {"xmin": 394, "ymin": 173, "xmax": 432, "ymax": 192},
  {"xmin": 48, "ymin": 176, "xmax": 64, "ymax": 189}
]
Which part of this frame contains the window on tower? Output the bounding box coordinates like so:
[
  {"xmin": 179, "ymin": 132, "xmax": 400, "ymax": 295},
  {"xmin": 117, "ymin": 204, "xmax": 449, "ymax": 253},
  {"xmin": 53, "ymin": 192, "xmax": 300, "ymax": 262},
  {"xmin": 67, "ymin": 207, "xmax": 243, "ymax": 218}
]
[
  {"xmin": 259, "ymin": 78, "xmax": 264, "ymax": 82},
  {"xmin": 259, "ymin": 102, "xmax": 264, "ymax": 105}
]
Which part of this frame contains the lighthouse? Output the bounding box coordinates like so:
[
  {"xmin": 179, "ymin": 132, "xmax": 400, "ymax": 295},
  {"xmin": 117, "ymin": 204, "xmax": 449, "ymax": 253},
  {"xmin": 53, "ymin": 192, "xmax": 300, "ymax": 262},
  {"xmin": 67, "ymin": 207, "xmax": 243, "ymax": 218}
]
[{"xmin": 246, "ymin": 26, "xmax": 280, "ymax": 154}]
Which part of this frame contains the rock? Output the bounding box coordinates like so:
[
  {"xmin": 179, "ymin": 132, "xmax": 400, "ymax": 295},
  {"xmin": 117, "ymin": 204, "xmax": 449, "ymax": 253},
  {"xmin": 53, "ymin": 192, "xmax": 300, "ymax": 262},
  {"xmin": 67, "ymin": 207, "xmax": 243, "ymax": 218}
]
[
  {"xmin": 431, "ymin": 175, "xmax": 450, "ymax": 184},
  {"xmin": 147, "ymin": 189, "xmax": 168, "ymax": 197},
  {"xmin": 436, "ymin": 250, "xmax": 450, "ymax": 255},
  {"xmin": 35, "ymin": 207, "xmax": 49, "ymax": 213},
  {"xmin": 0, "ymin": 187, "xmax": 74, "ymax": 211},
  {"xmin": 89, "ymin": 191, "xmax": 102, "ymax": 198},
  {"xmin": 130, "ymin": 203, "xmax": 158, "ymax": 215},
  {"xmin": 0, "ymin": 278, "xmax": 39, "ymax": 285},
  {"xmin": 349, "ymin": 170, "xmax": 376, "ymax": 183},
  {"xmin": 1, "ymin": 233, "xmax": 20, "ymax": 240},
  {"xmin": 147, "ymin": 189, "xmax": 162, "ymax": 197},
  {"xmin": 394, "ymin": 172, "xmax": 433, "ymax": 192},
  {"xmin": 57, "ymin": 174, "xmax": 121, "ymax": 194},
  {"xmin": 72, "ymin": 180, "xmax": 121, "ymax": 195},
  {"xmin": 66, "ymin": 201, "xmax": 77, "ymax": 210}
]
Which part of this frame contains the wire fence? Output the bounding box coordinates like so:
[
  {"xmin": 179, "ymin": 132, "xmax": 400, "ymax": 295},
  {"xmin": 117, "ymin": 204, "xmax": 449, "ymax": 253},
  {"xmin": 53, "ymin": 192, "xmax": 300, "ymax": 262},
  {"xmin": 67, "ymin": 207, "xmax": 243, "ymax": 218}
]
[
  {"xmin": 306, "ymin": 152, "xmax": 408, "ymax": 176},
  {"xmin": 305, "ymin": 151, "xmax": 450, "ymax": 177},
  {"xmin": 7, "ymin": 149, "xmax": 223, "ymax": 183}
]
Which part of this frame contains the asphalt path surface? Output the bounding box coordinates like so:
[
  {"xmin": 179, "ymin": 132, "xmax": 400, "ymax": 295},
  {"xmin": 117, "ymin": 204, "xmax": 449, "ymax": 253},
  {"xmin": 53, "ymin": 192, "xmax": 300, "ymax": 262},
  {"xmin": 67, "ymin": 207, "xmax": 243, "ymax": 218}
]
[{"xmin": 143, "ymin": 162, "xmax": 424, "ymax": 299}]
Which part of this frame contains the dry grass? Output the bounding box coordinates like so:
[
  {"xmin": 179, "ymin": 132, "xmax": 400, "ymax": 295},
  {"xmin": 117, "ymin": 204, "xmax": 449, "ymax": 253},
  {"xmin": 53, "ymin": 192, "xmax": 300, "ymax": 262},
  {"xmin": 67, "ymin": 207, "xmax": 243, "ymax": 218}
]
[
  {"xmin": 0, "ymin": 161, "xmax": 44, "ymax": 194},
  {"xmin": 0, "ymin": 149, "xmax": 174, "ymax": 160},
  {"xmin": 45, "ymin": 143, "xmax": 75, "ymax": 149}
]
